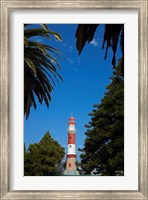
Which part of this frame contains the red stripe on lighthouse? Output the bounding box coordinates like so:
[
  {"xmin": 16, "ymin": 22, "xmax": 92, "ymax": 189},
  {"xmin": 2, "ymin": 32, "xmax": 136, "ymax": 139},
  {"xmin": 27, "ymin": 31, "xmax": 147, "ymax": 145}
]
[
  {"xmin": 68, "ymin": 134, "xmax": 75, "ymax": 144},
  {"xmin": 68, "ymin": 121, "xmax": 75, "ymax": 125},
  {"xmin": 67, "ymin": 154, "xmax": 76, "ymax": 158}
]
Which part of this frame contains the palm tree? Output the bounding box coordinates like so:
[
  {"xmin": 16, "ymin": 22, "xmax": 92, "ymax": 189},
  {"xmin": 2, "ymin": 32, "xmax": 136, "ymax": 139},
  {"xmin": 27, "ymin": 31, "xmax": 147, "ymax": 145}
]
[
  {"xmin": 24, "ymin": 24, "xmax": 62, "ymax": 119},
  {"xmin": 75, "ymin": 24, "xmax": 124, "ymax": 76}
]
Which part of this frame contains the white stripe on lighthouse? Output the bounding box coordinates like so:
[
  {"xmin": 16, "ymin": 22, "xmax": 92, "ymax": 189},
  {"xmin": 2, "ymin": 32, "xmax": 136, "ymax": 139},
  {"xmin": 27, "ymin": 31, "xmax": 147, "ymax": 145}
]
[
  {"xmin": 68, "ymin": 144, "xmax": 76, "ymax": 154},
  {"xmin": 69, "ymin": 124, "xmax": 76, "ymax": 131}
]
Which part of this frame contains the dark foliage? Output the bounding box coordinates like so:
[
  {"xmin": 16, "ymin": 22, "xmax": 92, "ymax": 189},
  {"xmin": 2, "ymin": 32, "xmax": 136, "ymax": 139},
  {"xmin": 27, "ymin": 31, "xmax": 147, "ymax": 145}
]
[
  {"xmin": 78, "ymin": 60, "xmax": 124, "ymax": 176},
  {"xmin": 24, "ymin": 131, "xmax": 65, "ymax": 176}
]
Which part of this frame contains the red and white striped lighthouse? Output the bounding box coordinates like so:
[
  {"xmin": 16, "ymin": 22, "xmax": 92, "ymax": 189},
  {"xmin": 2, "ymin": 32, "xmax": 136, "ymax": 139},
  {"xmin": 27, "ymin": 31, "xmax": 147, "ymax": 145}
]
[
  {"xmin": 64, "ymin": 116, "xmax": 79, "ymax": 175},
  {"xmin": 67, "ymin": 116, "xmax": 76, "ymax": 158}
]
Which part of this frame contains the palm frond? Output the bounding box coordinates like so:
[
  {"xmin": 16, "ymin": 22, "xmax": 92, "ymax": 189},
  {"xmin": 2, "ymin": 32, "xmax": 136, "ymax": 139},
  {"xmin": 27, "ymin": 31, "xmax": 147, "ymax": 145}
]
[
  {"xmin": 24, "ymin": 57, "xmax": 37, "ymax": 76},
  {"xmin": 75, "ymin": 24, "xmax": 124, "ymax": 75},
  {"xmin": 24, "ymin": 24, "xmax": 63, "ymax": 119},
  {"xmin": 75, "ymin": 24, "xmax": 99, "ymax": 54}
]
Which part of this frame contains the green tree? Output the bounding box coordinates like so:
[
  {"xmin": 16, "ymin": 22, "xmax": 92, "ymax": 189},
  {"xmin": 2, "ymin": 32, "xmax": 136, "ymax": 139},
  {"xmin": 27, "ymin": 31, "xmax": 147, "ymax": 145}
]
[
  {"xmin": 75, "ymin": 24, "xmax": 124, "ymax": 76},
  {"xmin": 24, "ymin": 24, "xmax": 62, "ymax": 119},
  {"xmin": 79, "ymin": 60, "xmax": 124, "ymax": 176},
  {"xmin": 24, "ymin": 131, "xmax": 65, "ymax": 176}
]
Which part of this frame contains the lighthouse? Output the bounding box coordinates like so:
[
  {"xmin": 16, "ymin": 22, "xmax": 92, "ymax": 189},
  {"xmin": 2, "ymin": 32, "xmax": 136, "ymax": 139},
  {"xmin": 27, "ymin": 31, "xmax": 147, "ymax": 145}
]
[{"xmin": 64, "ymin": 116, "xmax": 79, "ymax": 175}]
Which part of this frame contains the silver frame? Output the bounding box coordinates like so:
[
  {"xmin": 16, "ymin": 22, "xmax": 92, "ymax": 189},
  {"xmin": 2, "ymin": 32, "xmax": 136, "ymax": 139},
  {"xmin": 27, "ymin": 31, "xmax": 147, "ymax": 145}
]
[{"xmin": 0, "ymin": 0, "xmax": 147, "ymax": 199}]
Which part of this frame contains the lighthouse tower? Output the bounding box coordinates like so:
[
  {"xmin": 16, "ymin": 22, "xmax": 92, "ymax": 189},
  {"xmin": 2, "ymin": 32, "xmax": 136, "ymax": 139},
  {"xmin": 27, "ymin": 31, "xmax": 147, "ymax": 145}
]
[{"xmin": 64, "ymin": 116, "xmax": 79, "ymax": 175}]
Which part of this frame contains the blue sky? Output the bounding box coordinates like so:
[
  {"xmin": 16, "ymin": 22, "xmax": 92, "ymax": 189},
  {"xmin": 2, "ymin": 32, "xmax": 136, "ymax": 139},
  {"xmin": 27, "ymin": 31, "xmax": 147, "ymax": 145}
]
[{"xmin": 24, "ymin": 24, "xmax": 121, "ymax": 160}]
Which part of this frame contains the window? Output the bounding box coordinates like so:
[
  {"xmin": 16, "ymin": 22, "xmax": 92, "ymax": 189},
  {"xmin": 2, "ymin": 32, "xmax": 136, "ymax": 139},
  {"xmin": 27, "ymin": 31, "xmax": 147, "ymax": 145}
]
[{"xmin": 69, "ymin": 163, "xmax": 71, "ymax": 167}]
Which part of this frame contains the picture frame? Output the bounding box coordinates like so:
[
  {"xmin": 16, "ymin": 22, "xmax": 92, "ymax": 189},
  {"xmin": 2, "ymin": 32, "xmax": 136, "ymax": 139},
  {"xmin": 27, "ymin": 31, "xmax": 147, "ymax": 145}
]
[{"xmin": 0, "ymin": 0, "xmax": 147, "ymax": 199}]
